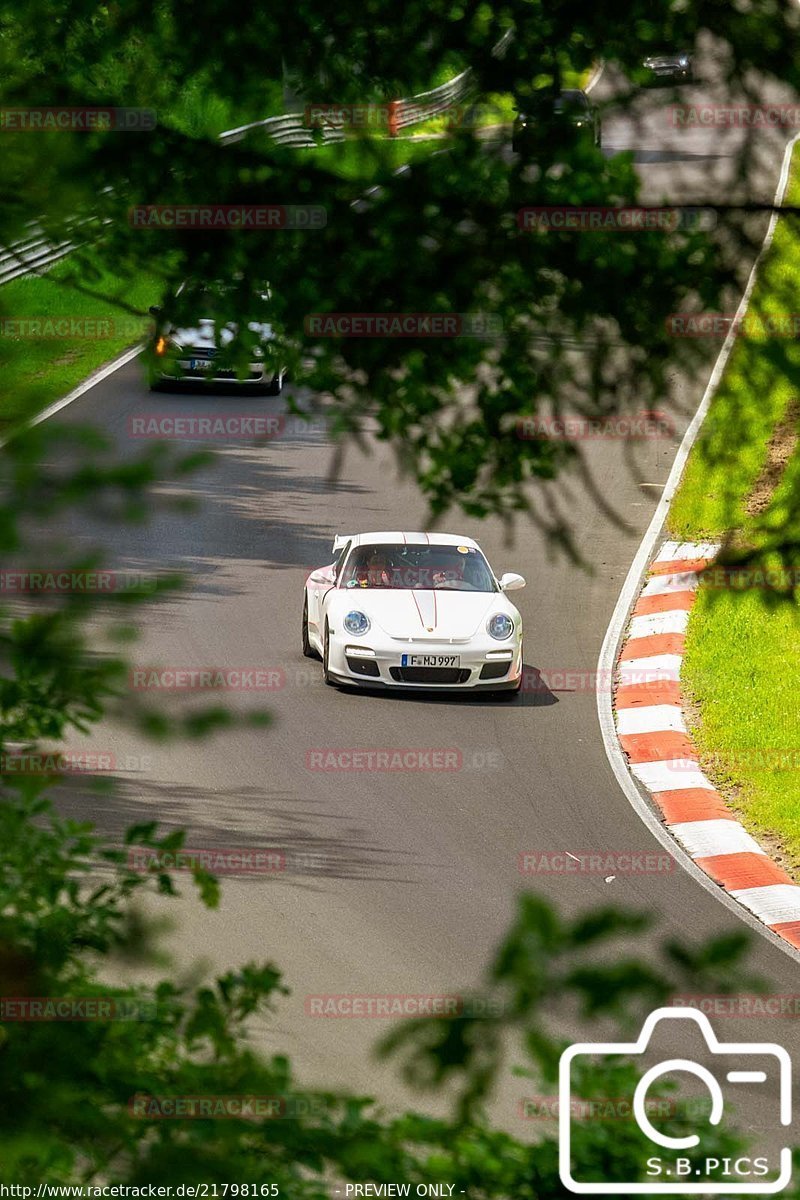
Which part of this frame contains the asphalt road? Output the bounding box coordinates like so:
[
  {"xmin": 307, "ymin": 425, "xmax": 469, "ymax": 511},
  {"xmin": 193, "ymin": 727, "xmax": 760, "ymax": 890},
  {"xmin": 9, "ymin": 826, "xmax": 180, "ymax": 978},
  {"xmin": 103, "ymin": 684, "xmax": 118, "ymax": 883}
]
[{"xmin": 30, "ymin": 55, "xmax": 800, "ymax": 1152}]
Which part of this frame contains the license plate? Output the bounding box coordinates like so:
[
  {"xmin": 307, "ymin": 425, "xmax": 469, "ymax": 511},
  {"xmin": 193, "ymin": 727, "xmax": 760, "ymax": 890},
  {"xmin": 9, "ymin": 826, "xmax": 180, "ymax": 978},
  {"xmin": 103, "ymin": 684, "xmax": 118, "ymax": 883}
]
[
  {"xmin": 401, "ymin": 654, "xmax": 460, "ymax": 668},
  {"xmin": 189, "ymin": 358, "xmax": 212, "ymax": 370}
]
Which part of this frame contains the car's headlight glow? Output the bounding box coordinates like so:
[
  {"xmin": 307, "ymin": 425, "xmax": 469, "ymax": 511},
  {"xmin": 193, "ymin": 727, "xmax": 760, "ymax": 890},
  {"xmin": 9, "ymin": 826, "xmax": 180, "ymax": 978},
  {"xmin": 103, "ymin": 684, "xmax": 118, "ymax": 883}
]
[
  {"xmin": 344, "ymin": 610, "xmax": 371, "ymax": 636},
  {"xmin": 487, "ymin": 613, "xmax": 514, "ymax": 640},
  {"xmin": 678, "ymin": 55, "xmax": 689, "ymax": 66}
]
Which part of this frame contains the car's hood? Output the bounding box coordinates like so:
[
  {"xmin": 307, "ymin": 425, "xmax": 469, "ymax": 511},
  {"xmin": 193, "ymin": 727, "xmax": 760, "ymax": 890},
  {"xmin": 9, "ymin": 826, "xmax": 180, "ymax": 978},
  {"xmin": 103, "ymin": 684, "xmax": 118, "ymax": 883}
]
[
  {"xmin": 167, "ymin": 318, "xmax": 274, "ymax": 348},
  {"xmin": 332, "ymin": 589, "xmax": 515, "ymax": 640}
]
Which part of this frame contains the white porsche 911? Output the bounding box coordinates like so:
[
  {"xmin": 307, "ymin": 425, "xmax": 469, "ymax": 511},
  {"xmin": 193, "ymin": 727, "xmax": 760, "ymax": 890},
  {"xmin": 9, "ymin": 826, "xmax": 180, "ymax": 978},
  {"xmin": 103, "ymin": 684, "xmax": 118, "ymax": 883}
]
[{"xmin": 302, "ymin": 532, "xmax": 525, "ymax": 694}]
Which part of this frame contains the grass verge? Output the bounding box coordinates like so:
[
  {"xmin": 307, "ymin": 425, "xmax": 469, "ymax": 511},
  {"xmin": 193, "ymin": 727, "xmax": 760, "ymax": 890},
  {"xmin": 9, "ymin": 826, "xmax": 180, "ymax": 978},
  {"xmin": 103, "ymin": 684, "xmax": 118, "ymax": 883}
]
[
  {"xmin": 0, "ymin": 261, "xmax": 158, "ymax": 427},
  {"xmin": 667, "ymin": 144, "xmax": 800, "ymax": 868}
]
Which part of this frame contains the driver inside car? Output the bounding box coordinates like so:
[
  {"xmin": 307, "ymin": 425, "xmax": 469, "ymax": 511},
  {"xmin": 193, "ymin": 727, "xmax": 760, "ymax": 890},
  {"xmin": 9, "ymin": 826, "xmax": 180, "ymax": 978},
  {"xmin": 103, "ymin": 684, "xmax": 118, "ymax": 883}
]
[
  {"xmin": 357, "ymin": 548, "xmax": 393, "ymax": 588},
  {"xmin": 462, "ymin": 556, "xmax": 490, "ymax": 590}
]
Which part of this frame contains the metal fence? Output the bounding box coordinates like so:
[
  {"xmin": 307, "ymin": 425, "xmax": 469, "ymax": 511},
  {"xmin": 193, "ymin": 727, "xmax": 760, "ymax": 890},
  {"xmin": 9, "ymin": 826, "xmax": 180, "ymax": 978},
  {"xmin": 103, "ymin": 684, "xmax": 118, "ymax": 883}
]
[
  {"xmin": 0, "ymin": 223, "xmax": 75, "ymax": 288},
  {"xmin": 0, "ymin": 29, "xmax": 514, "ymax": 284},
  {"xmin": 218, "ymin": 67, "xmax": 474, "ymax": 146}
]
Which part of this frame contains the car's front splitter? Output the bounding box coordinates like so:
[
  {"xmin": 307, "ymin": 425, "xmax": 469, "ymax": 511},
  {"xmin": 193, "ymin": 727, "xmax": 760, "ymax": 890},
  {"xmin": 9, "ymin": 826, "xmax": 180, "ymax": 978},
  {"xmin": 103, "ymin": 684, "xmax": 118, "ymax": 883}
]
[{"xmin": 325, "ymin": 668, "xmax": 521, "ymax": 693}]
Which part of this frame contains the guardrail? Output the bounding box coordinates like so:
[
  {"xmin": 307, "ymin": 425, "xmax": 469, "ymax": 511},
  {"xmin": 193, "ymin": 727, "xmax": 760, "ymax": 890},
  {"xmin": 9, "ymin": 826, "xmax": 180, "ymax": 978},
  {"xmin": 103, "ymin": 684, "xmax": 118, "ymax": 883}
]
[
  {"xmin": 0, "ymin": 224, "xmax": 75, "ymax": 287},
  {"xmin": 218, "ymin": 67, "xmax": 474, "ymax": 146},
  {"xmin": 0, "ymin": 29, "xmax": 514, "ymax": 284}
]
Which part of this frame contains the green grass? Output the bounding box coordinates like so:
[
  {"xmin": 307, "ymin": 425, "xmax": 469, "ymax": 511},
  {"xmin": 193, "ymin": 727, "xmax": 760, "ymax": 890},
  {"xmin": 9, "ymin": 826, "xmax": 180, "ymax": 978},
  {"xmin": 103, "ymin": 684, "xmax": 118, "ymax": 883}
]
[
  {"xmin": 668, "ymin": 147, "xmax": 800, "ymax": 865},
  {"xmin": 669, "ymin": 176, "xmax": 800, "ymax": 537},
  {"xmin": 682, "ymin": 589, "xmax": 800, "ymax": 868},
  {"xmin": 0, "ymin": 261, "xmax": 158, "ymax": 426},
  {"xmin": 290, "ymin": 135, "xmax": 448, "ymax": 179},
  {"xmin": 0, "ymin": 119, "xmax": 451, "ymax": 430},
  {"xmin": 167, "ymin": 73, "xmax": 287, "ymax": 139},
  {"xmin": 403, "ymin": 92, "xmax": 516, "ymax": 138}
]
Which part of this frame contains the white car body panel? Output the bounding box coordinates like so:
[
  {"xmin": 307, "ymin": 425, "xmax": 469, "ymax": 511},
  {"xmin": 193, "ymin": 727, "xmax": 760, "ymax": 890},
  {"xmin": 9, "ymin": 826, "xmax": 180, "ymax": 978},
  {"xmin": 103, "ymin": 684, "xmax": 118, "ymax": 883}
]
[
  {"xmin": 169, "ymin": 318, "xmax": 275, "ymax": 348},
  {"xmin": 304, "ymin": 531, "xmax": 524, "ymax": 692}
]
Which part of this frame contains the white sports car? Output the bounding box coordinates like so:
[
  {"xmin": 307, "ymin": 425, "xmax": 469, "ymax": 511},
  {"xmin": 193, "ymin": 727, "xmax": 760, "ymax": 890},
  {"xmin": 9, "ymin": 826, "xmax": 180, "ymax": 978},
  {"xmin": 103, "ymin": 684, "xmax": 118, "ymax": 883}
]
[{"xmin": 302, "ymin": 532, "xmax": 525, "ymax": 694}]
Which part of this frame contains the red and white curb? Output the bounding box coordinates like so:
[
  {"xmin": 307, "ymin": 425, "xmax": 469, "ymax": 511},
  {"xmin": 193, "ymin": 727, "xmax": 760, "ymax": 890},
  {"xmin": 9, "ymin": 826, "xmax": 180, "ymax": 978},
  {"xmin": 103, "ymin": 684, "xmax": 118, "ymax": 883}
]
[{"xmin": 614, "ymin": 540, "xmax": 800, "ymax": 951}]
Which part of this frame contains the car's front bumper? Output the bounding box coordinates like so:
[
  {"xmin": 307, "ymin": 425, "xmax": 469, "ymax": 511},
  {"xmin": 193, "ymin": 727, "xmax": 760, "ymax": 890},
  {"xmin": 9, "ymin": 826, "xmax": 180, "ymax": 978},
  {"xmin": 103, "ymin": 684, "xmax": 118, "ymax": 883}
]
[
  {"xmin": 156, "ymin": 359, "xmax": 278, "ymax": 385},
  {"xmin": 644, "ymin": 63, "xmax": 692, "ymax": 82},
  {"xmin": 327, "ymin": 634, "xmax": 523, "ymax": 691},
  {"xmin": 512, "ymin": 123, "xmax": 596, "ymax": 149}
]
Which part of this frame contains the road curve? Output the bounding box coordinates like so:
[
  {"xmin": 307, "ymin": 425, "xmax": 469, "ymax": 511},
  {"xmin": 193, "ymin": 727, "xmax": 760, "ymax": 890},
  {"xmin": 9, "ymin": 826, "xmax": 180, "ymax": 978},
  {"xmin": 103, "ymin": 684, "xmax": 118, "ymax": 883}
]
[{"xmin": 33, "ymin": 61, "xmax": 800, "ymax": 1139}]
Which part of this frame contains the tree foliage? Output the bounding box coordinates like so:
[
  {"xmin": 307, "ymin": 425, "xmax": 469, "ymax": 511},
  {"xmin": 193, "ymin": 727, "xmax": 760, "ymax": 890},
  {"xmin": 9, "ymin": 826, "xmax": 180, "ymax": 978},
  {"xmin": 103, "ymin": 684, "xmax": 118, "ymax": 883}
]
[{"xmin": 3, "ymin": 0, "xmax": 800, "ymax": 529}]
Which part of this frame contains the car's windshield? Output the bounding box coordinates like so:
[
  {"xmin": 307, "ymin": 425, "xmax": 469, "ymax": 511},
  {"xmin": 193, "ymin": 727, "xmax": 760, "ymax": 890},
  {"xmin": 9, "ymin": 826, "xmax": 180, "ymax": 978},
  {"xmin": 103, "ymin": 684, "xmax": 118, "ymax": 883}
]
[
  {"xmin": 339, "ymin": 544, "xmax": 497, "ymax": 592},
  {"xmin": 553, "ymin": 91, "xmax": 587, "ymax": 114},
  {"xmin": 173, "ymin": 281, "xmax": 271, "ymax": 320},
  {"xmin": 519, "ymin": 91, "xmax": 588, "ymax": 119}
]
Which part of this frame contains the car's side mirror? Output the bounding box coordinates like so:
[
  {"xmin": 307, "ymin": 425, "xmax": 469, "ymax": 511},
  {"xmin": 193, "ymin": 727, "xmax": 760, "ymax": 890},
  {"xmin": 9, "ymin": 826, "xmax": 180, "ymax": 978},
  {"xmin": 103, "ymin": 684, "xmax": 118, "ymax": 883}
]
[
  {"xmin": 308, "ymin": 566, "xmax": 335, "ymax": 585},
  {"xmin": 148, "ymin": 305, "xmax": 162, "ymax": 317},
  {"xmin": 499, "ymin": 572, "xmax": 526, "ymax": 591}
]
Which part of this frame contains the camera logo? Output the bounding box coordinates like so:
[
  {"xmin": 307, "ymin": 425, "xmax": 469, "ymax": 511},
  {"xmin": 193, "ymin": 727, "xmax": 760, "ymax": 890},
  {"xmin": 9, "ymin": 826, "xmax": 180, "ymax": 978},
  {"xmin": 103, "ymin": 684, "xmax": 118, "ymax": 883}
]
[{"xmin": 558, "ymin": 1007, "xmax": 792, "ymax": 1194}]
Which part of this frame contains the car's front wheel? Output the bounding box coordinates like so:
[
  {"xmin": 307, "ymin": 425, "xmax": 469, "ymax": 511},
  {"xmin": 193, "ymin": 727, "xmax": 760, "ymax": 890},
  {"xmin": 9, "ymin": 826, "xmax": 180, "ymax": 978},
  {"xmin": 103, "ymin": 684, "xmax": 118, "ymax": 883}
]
[
  {"xmin": 266, "ymin": 371, "xmax": 285, "ymax": 396},
  {"xmin": 302, "ymin": 594, "xmax": 319, "ymax": 659}
]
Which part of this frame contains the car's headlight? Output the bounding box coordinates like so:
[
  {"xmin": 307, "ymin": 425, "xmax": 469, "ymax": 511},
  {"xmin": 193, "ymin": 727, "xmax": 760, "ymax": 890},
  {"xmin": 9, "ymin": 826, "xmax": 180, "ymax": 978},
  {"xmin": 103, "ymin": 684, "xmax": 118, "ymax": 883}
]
[
  {"xmin": 487, "ymin": 613, "xmax": 514, "ymax": 640},
  {"xmin": 344, "ymin": 610, "xmax": 371, "ymax": 636},
  {"xmin": 155, "ymin": 336, "xmax": 181, "ymax": 356},
  {"xmin": 678, "ymin": 55, "xmax": 689, "ymax": 67},
  {"xmin": 252, "ymin": 346, "xmax": 264, "ymax": 359}
]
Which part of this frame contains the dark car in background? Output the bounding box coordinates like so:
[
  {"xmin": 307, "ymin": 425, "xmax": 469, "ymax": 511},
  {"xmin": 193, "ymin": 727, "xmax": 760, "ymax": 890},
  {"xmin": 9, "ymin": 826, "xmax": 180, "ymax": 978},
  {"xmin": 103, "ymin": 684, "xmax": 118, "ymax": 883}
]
[
  {"xmin": 642, "ymin": 52, "xmax": 694, "ymax": 84},
  {"xmin": 146, "ymin": 280, "xmax": 286, "ymax": 393},
  {"xmin": 512, "ymin": 89, "xmax": 601, "ymax": 155}
]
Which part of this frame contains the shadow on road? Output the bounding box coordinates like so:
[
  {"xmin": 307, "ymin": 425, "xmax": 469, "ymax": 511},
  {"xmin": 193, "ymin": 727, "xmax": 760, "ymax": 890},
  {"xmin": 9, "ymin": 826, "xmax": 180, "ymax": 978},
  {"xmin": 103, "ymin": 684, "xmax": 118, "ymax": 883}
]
[{"xmin": 47, "ymin": 775, "xmax": 438, "ymax": 886}]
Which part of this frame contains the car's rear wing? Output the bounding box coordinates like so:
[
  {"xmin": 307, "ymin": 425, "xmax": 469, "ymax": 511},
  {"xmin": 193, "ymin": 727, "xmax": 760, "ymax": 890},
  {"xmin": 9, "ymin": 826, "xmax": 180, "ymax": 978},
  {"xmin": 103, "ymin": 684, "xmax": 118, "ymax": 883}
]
[{"xmin": 332, "ymin": 534, "xmax": 352, "ymax": 555}]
